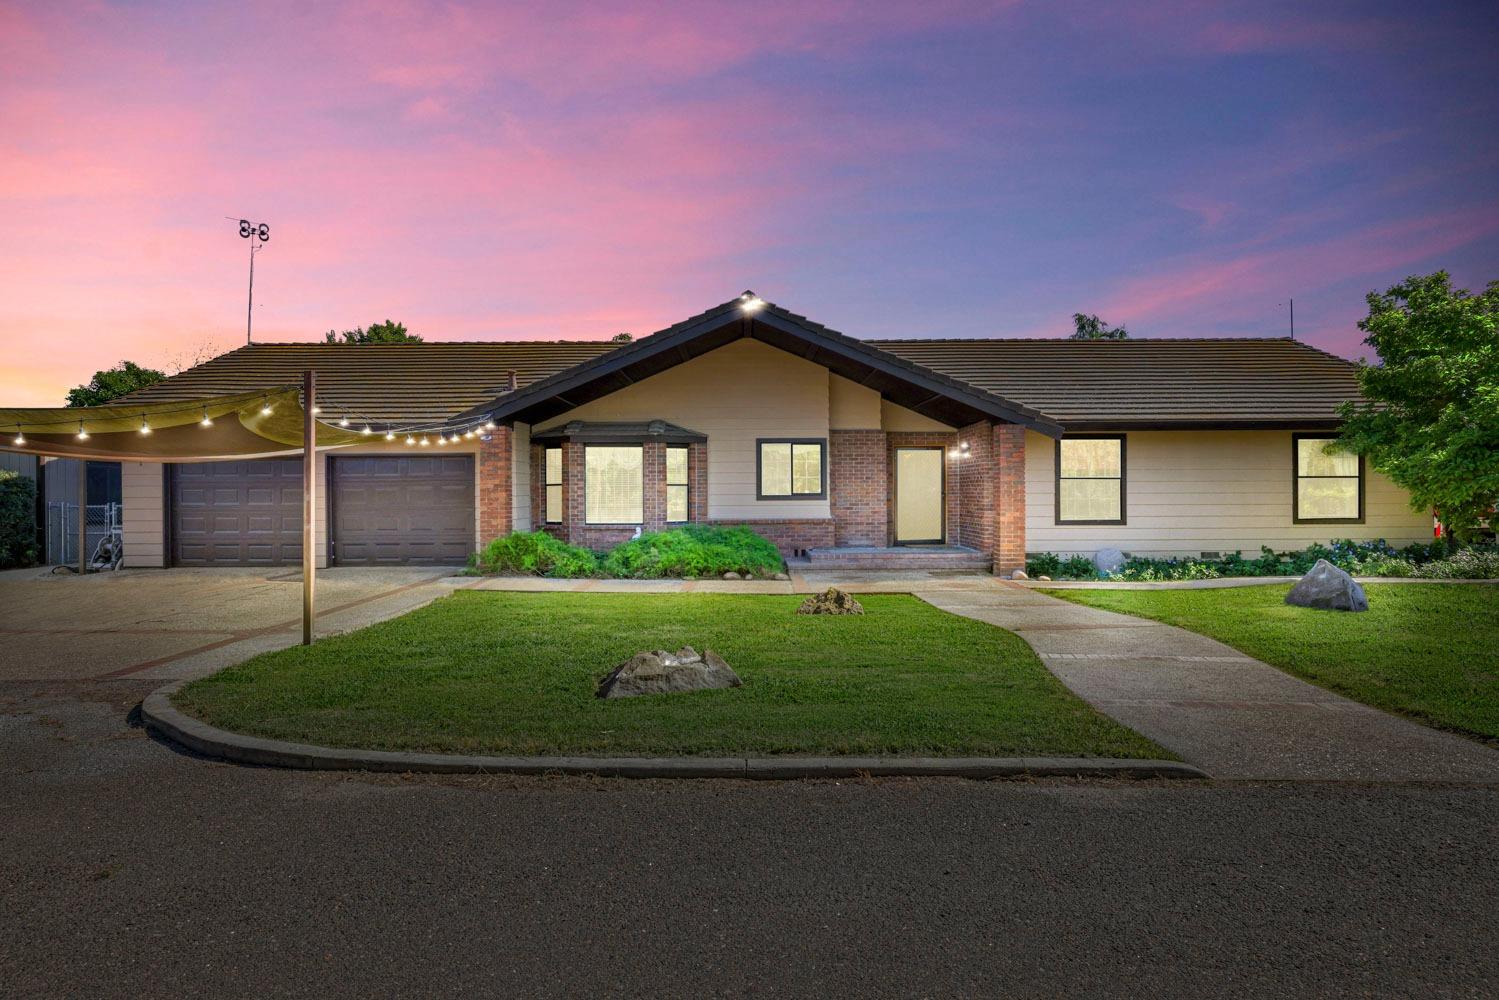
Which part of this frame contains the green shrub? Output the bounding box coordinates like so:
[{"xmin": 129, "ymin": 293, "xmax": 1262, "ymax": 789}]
[
  {"xmin": 600, "ymin": 525, "xmax": 784, "ymax": 579},
  {"xmin": 1025, "ymin": 552, "xmax": 1062, "ymax": 578},
  {"xmin": 0, "ymin": 471, "xmax": 38, "ymax": 570},
  {"xmin": 474, "ymin": 531, "xmax": 598, "ymax": 578},
  {"xmin": 1415, "ymin": 548, "xmax": 1499, "ymax": 579},
  {"xmin": 1355, "ymin": 556, "xmax": 1419, "ymax": 577}
]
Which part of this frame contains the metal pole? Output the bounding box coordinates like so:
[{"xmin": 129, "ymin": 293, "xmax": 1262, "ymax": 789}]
[
  {"xmin": 247, "ymin": 240, "xmax": 256, "ymax": 346},
  {"xmin": 303, "ymin": 371, "xmax": 316, "ymax": 645},
  {"xmin": 76, "ymin": 460, "xmax": 86, "ymax": 575}
]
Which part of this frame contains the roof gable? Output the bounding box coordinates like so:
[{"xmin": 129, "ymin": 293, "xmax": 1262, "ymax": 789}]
[{"xmin": 469, "ymin": 293, "xmax": 1065, "ymax": 435}]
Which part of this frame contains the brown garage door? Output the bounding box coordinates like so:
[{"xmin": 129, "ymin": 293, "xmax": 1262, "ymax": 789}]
[
  {"xmin": 331, "ymin": 455, "xmax": 474, "ymax": 565},
  {"xmin": 171, "ymin": 459, "xmax": 303, "ymax": 566}
]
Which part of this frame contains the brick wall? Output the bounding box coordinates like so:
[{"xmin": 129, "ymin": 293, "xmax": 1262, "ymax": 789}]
[
  {"xmin": 887, "ymin": 431, "xmax": 959, "ymax": 544},
  {"xmin": 829, "ymin": 430, "xmax": 888, "ymax": 546},
  {"xmin": 992, "ymin": 422, "xmax": 1026, "ymax": 575},
  {"xmin": 956, "ymin": 421, "xmax": 994, "ymax": 553},
  {"xmin": 477, "ymin": 425, "xmax": 513, "ymax": 545}
]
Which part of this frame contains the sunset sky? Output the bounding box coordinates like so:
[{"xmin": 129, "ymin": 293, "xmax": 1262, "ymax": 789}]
[{"xmin": 2, "ymin": 0, "xmax": 1496, "ymax": 407}]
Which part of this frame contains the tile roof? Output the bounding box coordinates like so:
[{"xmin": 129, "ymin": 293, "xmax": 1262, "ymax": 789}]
[
  {"xmin": 119, "ymin": 303, "xmax": 1362, "ymax": 431},
  {"xmin": 868, "ymin": 337, "xmax": 1361, "ymax": 427}
]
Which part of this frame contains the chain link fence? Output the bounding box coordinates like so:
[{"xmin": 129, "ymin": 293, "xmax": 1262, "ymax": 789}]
[{"xmin": 45, "ymin": 501, "xmax": 122, "ymax": 569}]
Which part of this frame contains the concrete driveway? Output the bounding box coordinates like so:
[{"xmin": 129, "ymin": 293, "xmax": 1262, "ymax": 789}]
[{"xmin": 0, "ymin": 566, "xmax": 472, "ymax": 683}]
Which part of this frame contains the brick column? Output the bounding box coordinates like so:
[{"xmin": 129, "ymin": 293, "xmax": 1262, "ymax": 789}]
[
  {"xmin": 992, "ymin": 423, "xmax": 1026, "ymax": 575},
  {"xmin": 642, "ymin": 441, "xmax": 667, "ymax": 532},
  {"xmin": 688, "ymin": 442, "xmax": 708, "ymax": 522},
  {"xmin": 957, "ymin": 421, "xmax": 994, "ymax": 554},
  {"xmin": 830, "ymin": 429, "xmax": 888, "ymax": 546},
  {"xmin": 564, "ymin": 440, "xmax": 586, "ymax": 543},
  {"xmin": 477, "ymin": 424, "xmax": 514, "ymax": 545}
]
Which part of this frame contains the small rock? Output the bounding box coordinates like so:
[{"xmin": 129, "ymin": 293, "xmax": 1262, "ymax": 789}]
[
  {"xmin": 1010, "ymin": 569, "xmax": 1029, "ymax": 580},
  {"xmin": 723, "ymin": 571, "xmax": 741, "ymax": 580},
  {"xmin": 1285, "ymin": 558, "xmax": 1368, "ymax": 612},
  {"xmin": 1036, "ymin": 575, "xmax": 1052, "ymax": 582},
  {"xmin": 1094, "ymin": 547, "xmax": 1126, "ymax": 575},
  {"xmin": 773, "ymin": 572, "xmax": 790, "ymax": 581},
  {"xmin": 797, "ymin": 587, "xmax": 864, "ymax": 615},
  {"xmin": 597, "ymin": 646, "xmax": 743, "ymax": 698}
]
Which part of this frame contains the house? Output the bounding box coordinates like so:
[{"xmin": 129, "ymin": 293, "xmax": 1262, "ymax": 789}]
[{"xmin": 106, "ymin": 292, "xmax": 1430, "ymax": 573}]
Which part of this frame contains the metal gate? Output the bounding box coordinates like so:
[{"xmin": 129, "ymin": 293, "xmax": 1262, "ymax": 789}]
[{"xmin": 45, "ymin": 501, "xmax": 122, "ymax": 568}]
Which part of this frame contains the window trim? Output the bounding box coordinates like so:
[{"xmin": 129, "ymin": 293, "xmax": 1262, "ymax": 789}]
[
  {"xmin": 583, "ymin": 444, "xmax": 645, "ymax": 526},
  {"xmin": 666, "ymin": 445, "xmax": 690, "ymax": 523},
  {"xmin": 755, "ymin": 438, "xmax": 828, "ymax": 500},
  {"xmin": 1054, "ymin": 434, "xmax": 1127, "ymax": 526},
  {"xmin": 1292, "ymin": 433, "xmax": 1365, "ymax": 524},
  {"xmin": 543, "ymin": 446, "xmax": 563, "ymax": 525}
]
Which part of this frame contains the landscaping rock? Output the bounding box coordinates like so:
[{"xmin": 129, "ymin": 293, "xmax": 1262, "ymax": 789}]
[
  {"xmin": 773, "ymin": 572, "xmax": 790, "ymax": 581},
  {"xmin": 596, "ymin": 646, "xmax": 743, "ymax": 699},
  {"xmin": 1036, "ymin": 575, "xmax": 1052, "ymax": 581},
  {"xmin": 723, "ymin": 571, "xmax": 741, "ymax": 580},
  {"xmin": 1010, "ymin": 569, "xmax": 1029, "ymax": 580},
  {"xmin": 797, "ymin": 587, "xmax": 864, "ymax": 615},
  {"xmin": 1094, "ymin": 547, "xmax": 1126, "ymax": 575},
  {"xmin": 1285, "ymin": 558, "xmax": 1369, "ymax": 612}
]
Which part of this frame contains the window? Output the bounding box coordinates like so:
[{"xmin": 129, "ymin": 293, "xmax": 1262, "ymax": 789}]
[
  {"xmin": 1294, "ymin": 435, "xmax": 1363, "ymax": 522},
  {"xmin": 1056, "ymin": 436, "xmax": 1125, "ymax": 524},
  {"xmin": 584, "ymin": 446, "xmax": 642, "ymax": 524},
  {"xmin": 544, "ymin": 447, "xmax": 563, "ymax": 524},
  {"xmin": 666, "ymin": 446, "xmax": 689, "ymax": 522},
  {"xmin": 757, "ymin": 439, "xmax": 825, "ymax": 499}
]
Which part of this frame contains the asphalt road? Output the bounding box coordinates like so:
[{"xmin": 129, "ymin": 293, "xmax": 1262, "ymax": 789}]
[{"xmin": 3, "ymin": 681, "xmax": 1497, "ymax": 999}]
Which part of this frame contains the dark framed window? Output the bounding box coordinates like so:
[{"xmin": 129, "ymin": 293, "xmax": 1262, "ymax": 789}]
[
  {"xmin": 1055, "ymin": 435, "xmax": 1125, "ymax": 525},
  {"xmin": 1293, "ymin": 434, "xmax": 1364, "ymax": 523},
  {"xmin": 757, "ymin": 439, "xmax": 826, "ymax": 500},
  {"xmin": 544, "ymin": 447, "xmax": 563, "ymax": 524},
  {"xmin": 666, "ymin": 446, "xmax": 689, "ymax": 522}
]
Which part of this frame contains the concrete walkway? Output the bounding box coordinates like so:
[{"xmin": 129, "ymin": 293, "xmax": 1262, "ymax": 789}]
[{"xmin": 917, "ymin": 583, "xmax": 1499, "ymax": 782}]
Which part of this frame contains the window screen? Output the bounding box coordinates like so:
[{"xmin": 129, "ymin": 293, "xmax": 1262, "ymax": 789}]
[
  {"xmin": 1056, "ymin": 437, "xmax": 1124, "ymax": 523},
  {"xmin": 584, "ymin": 446, "xmax": 643, "ymax": 524}
]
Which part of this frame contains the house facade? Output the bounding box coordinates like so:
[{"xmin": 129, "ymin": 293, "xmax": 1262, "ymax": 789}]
[{"xmin": 107, "ymin": 294, "xmax": 1431, "ymax": 573}]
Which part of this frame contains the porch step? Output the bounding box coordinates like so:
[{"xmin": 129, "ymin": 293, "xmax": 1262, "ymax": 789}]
[{"xmin": 793, "ymin": 545, "xmax": 992, "ymax": 571}]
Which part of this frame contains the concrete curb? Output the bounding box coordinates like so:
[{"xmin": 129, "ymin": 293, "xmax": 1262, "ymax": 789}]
[{"xmin": 141, "ymin": 681, "xmax": 1208, "ymax": 781}]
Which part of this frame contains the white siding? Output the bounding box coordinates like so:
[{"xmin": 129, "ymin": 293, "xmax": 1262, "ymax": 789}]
[
  {"xmin": 538, "ymin": 339, "xmax": 833, "ymax": 520},
  {"xmin": 121, "ymin": 462, "xmax": 164, "ymax": 568},
  {"xmin": 511, "ymin": 422, "xmax": 532, "ymax": 532},
  {"xmin": 1025, "ymin": 430, "xmax": 1433, "ymax": 557}
]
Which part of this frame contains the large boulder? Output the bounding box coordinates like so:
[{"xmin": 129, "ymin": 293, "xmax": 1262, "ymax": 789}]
[
  {"xmin": 1285, "ymin": 559, "xmax": 1369, "ymax": 612},
  {"xmin": 1094, "ymin": 547, "xmax": 1126, "ymax": 575},
  {"xmin": 596, "ymin": 646, "xmax": 743, "ymax": 699},
  {"xmin": 797, "ymin": 587, "xmax": 864, "ymax": 615}
]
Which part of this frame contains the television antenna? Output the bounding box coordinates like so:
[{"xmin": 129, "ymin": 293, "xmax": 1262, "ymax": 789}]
[{"xmin": 231, "ymin": 218, "xmax": 270, "ymax": 344}]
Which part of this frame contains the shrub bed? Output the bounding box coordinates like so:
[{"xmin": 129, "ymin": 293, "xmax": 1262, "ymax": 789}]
[
  {"xmin": 471, "ymin": 525, "xmax": 785, "ymax": 579},
  {"xmin": 1026, "ymin": 538, "xmax": 1499, "ymax": 582},
  {"xmin": 0, "ymin": 471, "xmax": 38, "ymax": 570}
]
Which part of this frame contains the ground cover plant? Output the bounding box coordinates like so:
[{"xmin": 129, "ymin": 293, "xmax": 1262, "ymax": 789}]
[
  {"xmin": 175, "ymin": 592, "xmax": 1165, "ymax": 759},
  {"xmin": 1026, "ymin": 539, "xmax": 1497, "ymax": 582},
  {"xmin": 1045, "ymin": 583, "xmax": 1499, "ymax": 743}
]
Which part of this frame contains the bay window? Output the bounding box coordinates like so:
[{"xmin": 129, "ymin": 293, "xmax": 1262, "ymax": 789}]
[{"xmin": 666, "ymin": 446, "xmax": 689, "ymax": 522}]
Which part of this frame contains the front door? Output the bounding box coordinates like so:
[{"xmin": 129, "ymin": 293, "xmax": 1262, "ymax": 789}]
[{"xmin": 894, "ymin": 447, "xmax": 945, "ymax": 544}]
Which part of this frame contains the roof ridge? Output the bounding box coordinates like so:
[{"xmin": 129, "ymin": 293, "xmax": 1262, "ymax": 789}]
[{"xmin": 867, "ymin": 336, "xmax": 1302, "ymax": 344}]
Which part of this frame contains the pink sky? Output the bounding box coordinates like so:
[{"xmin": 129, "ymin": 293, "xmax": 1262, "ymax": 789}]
[{"xmin": 2, "ymin": 0, "xmax": 1496, "ymax": 406}]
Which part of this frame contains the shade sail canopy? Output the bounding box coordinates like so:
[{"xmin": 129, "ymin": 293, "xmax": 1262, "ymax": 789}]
[{"xmin": 0, "ymin": 385, "xmax": 368, "ymax": 461}]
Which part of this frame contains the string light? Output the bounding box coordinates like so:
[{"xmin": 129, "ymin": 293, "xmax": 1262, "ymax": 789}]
[
  {"xmin": 419, "ymin": 436, "xmax": 430, "ymax": 446},
  {"xmin": 76, "ymin": 421, "xmax": 89, "ymax": 441},
  {"xmin": 138, "ymin": 415, "xmax": 152, "ymax": 435},
  {"xmin": 463, "ymin": 430, "xmax": 474, "ymax": 440},
  {"xmin": 200, "ymin": 407, "xmax": 213, "ymax": 427},
  {"xmin": 12, "ymin": 428, "xmax": 23, "ymax": 446},
  {"xmin": 436, "ymin": 434, "xmax": 448, "ymax": 445},
  {"xmin": 405, "ymin": 435, "xmax": 416, "ymax": 446},
  {"xmin": 385, "ymin": 430, "xmax": 396, "ymax": 441},
  {"xmin": 260, "ymin": 397, "xmax": 273, "ymax": 416},
  {"xmin": 338, "ymin": 416, "xmax": 350, "ymax": 427},
  {"xmin": 483, "ymin": 420, "xmax": 496, "ymax": 430},
  {"xmin": 361, "ymin": 424, "xmax": 372, "ymax": 435}
]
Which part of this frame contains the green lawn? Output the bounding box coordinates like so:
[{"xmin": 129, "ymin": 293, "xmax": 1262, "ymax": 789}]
[
  {"xmin": 1045, "ymin": 584, "xmax": 1499, "ymax": 743},
  {"xmin": 175, "ymin": 591, "xmax": 1163, "ymax": 759}
]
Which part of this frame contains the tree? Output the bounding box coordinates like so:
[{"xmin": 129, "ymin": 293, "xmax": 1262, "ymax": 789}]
[
  {"xmin": 324, "ymin": 319, "xmax": 423, "ymax": 344},
  {"xmin": 1070, "ymin": 313, "xmax": 1129, "ymax": 340},
  {"xmin": 66, "ymin": 361, "xmax": 167, "ymax": 407},
  {"xmin": 610, "ymin": 332, "xmax": 633, "ymax": 343},
  {"xmin": 1335, "ymin": 271, "xmax": 1499, "ymax": 541}
]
